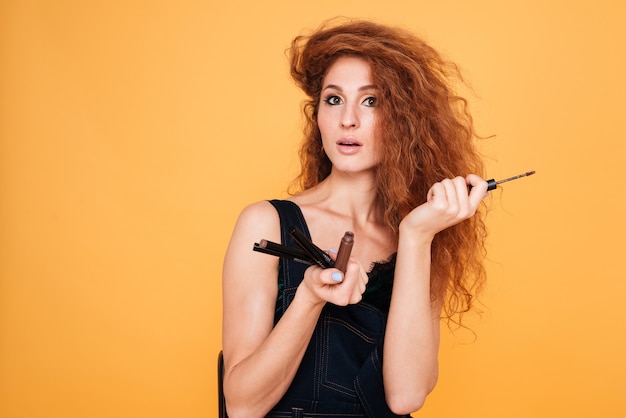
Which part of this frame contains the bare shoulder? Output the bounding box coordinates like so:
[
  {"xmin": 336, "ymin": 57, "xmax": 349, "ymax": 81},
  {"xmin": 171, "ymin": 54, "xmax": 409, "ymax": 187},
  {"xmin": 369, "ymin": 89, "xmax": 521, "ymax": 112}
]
[
  {"xmin": 223, "ymin": 200, "xmax": 281, "ymax": 277},
  {"xmin": 240, "ymin": 200, "xmax": 279, "ymax": 217},
  {"xmin": 232, "ymin": 200, "xmax": 281, "ymax": 239}
]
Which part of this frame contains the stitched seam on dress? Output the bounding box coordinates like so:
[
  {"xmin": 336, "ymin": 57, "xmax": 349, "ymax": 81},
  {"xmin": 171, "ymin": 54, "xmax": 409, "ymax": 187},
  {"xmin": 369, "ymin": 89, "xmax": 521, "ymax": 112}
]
[
  {"xmin": 326, "ymin": 317, "xmax": 378, "ymax": 344},
  {"xmin": 318, "ymin": 313, "xmax": 359, "ymax": 397}
]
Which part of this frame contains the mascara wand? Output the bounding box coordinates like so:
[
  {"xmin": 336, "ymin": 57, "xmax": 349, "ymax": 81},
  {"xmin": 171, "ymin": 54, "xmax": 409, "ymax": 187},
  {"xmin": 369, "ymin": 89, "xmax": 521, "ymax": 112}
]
[{"xmin": 485, "ymin": 170, "xmax": 536, "ymax": 191}]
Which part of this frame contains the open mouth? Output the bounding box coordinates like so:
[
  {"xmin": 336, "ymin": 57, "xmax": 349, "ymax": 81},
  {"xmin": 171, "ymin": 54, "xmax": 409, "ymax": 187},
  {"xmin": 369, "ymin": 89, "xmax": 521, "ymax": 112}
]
[{"xmin": 338, "ymin": 140, "xmax": 361, "ymax": 147}]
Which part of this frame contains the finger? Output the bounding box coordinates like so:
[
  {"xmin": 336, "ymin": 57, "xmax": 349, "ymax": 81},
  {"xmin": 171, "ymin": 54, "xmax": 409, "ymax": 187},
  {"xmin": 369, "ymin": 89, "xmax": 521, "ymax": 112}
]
[
  {"xmin": 427, "ymin": 181, "xmax": 444, "ymax": 202},
  {"xmin": 330, "ymin": 270, "xmax": 344, "ymax": 284},
  {"xmin": 350, "ymin": 280, "xmax": 365, "ymax": 303},
  {"xmin": 359, "ymin": 265, "xmax": 369, "ymax": 287},
  {"xmin": 466, "ymin": 174, "xmax": 489, "ymax": 206},
  {"xmin": 452, "ymin": 176, "xmax": 471, "ymax": 215},
  {"xmin": 326, "ymin": 248, "xmax": 338, "ymax": 262},
  {"xmin": 454, "ymin": 176, "xmax": 476, "ymax": 219},
  {"xmin": 341, "ymin": 262, "xmax": 366, "ymax": 302},
  {"xmin": 440, "ymin": 179, "xmax": 458, "ymax": 211},
  {"xmin": 316, "ymin": 267, "xmax": 343, "ymax": 285},
  {"xmin": 350, "ymin": 292, "xmax": 364, "ymax": 305},
  {"xmin": 348, "ymin": 260, "xmax": 368, "ymax": 290}
]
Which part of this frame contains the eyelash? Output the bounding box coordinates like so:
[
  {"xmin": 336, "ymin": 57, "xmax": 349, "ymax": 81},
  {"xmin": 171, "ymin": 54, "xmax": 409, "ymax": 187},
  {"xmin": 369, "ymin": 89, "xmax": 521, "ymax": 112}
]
[
  {"xmin": 323, "ymin": 95, "xmax": 342, "ymax": 105},
  {"xmin": 322, "ymin": 95, "xmax": 377, "ymax": 107},
  {"xmin": 363, "ymin": 97, "xmax": 376, "ymax": 107}
]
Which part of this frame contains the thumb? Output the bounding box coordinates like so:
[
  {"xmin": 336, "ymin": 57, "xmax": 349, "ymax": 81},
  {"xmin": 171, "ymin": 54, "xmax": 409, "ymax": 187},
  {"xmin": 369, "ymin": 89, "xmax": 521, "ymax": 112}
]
[{"xmin": 320, "ymin": 268, "xmax": 343, "ymax": 284}]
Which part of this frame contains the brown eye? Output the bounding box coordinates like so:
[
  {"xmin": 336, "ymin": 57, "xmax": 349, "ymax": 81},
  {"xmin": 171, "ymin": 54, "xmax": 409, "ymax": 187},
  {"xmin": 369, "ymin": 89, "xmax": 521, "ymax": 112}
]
[
  {"xmin": 323, "ymin": 95, "xmax": 342, "ymax": 105},
  {"xmin": 363, "ymin": 97, "xmax": 377, "ymax": 107}
]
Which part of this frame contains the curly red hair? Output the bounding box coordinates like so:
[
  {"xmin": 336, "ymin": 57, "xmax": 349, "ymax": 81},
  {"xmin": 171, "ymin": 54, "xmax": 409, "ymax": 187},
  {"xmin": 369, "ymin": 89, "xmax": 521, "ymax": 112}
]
[{"xmin": 289, "ymin": 19, "xmax": 488, "ymax": 321}]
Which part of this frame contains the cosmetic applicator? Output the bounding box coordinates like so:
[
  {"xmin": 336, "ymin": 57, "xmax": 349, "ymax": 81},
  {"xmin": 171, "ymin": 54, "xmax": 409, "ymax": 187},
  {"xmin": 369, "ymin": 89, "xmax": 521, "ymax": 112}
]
[
  {"xmin": 288, "ymin": 226, "xmax": 334, "ymax": 268},
  {"xmin": 253, "ymin": 240, "xmax": 313, "ymax": 265},
  {"xmin": 470, "ymin": 170, "xmax": 536, "ymax": 191}
]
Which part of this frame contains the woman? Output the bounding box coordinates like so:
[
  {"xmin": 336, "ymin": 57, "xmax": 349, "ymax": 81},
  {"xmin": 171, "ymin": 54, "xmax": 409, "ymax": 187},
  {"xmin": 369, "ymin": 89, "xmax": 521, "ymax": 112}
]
[{"xmin": 222, "ymin": 19, "xmax": 489, "ymax": 418}]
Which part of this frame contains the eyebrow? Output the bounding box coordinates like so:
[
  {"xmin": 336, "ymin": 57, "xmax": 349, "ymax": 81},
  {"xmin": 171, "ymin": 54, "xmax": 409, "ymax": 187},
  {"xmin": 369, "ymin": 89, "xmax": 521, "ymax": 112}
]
[{"xmin": 322, "ymin": 84, "xmax": 378, "ymax": 92}]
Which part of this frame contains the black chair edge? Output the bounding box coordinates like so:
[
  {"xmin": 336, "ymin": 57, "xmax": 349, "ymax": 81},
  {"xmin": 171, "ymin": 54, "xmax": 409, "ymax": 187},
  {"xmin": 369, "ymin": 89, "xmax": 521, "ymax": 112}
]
[{"xmin": 218, "ymin": 350, "xmax": 227, "ymax": 418}]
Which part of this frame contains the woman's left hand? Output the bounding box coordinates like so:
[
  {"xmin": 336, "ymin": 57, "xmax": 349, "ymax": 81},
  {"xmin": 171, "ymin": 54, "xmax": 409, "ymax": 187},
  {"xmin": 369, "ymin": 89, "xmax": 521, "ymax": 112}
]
[{"xmin": 400, "ymin": 174, "xmax": 488, "ymax": 241}]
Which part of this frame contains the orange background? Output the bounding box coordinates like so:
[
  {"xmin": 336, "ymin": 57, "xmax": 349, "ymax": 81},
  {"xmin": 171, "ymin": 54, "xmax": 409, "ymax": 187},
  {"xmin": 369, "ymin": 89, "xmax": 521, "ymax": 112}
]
[{"xmin": 1, "ymin": 1, "xmax": 625, "ymax": 417}]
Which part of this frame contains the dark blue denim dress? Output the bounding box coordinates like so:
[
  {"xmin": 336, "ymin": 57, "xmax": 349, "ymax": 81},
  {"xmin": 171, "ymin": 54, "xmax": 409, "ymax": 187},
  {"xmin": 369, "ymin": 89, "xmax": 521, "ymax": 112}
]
[{"xmin": 266, "ymin": 200, "xmax": 409, "ymax": 418}]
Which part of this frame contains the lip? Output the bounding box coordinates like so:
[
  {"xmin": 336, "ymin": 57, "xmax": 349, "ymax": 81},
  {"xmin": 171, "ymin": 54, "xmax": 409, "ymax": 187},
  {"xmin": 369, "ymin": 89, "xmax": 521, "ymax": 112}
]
[{"xmin": 336, "ymin": 137, "xmax": 363, "ymax": 154}]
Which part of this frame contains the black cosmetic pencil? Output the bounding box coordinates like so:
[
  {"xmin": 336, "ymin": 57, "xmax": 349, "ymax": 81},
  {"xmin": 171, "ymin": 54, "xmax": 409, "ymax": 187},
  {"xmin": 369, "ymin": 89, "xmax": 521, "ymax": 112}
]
[
  {"xmin": 288, "ymin": 226, "xmax": 334, "ymax": 269},
  {"xmin": 260, "ymin": 239, "xmax": 311, "ymax": 260},
  {"xmin": 253, "ymin": 242, "xmax": 313, "ymax": 266}
]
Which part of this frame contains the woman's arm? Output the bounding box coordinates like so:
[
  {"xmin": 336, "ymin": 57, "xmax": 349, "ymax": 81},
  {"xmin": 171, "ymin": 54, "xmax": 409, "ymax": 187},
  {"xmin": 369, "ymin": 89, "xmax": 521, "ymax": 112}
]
[
  {"xmin": 382, "ymin": 175, "xmax": 487, "ymax": 414},
  {"xmin": 222, "ymin": 201, "xmax": 366, "ymax": 418}
]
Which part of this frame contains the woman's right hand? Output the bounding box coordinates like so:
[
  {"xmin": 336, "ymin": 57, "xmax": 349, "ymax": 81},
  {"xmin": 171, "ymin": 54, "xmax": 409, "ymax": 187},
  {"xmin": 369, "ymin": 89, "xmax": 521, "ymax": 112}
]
[
  {"xmin": 399, "ymin": 174, "xmax": 488, "ymax": 242},
  {"xmin": 297, "ymin": 257, "xmax": 368, "ymax": 307}
]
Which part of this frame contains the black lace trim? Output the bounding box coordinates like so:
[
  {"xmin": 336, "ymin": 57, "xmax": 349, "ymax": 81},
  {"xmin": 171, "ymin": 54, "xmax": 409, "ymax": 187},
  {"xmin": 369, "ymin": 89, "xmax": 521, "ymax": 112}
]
[{"xmin": 367, "ymin": 252, "xmax": 397, "ymax": 278}]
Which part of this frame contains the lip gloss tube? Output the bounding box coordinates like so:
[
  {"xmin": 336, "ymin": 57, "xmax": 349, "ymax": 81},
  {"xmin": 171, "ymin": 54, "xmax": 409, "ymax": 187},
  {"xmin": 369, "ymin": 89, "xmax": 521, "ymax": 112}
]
[{"xmin": 333, "ymin": 231, "xmax": 354, "ymax": 273}]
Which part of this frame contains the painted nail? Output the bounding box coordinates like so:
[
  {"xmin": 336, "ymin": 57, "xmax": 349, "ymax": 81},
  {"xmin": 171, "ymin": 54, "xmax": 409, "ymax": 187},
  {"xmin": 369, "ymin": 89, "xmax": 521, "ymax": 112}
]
[{"xmin": 331, "ymin": 271, "xmax": 343, "ymax": 283}]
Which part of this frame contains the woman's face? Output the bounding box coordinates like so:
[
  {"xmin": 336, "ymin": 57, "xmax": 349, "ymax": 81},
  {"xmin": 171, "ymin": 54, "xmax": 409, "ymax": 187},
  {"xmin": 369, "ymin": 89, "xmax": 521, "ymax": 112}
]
[{"xmin": 317, "ymin": 55, "xmax": 381, "ymax": 175}]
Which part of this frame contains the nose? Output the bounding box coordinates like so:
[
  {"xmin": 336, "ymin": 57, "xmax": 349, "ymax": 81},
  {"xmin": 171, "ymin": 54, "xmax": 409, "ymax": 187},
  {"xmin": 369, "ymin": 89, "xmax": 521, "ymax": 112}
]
[{"xmin": 340, "ymin": 103, "xmax": 359, "ymax": 128}]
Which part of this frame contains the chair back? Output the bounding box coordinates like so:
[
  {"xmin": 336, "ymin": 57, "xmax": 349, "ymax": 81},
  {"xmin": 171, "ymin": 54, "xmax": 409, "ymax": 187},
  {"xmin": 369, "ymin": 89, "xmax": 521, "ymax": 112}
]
[{"xmin": 218, "ymin": 351, "xmax": 227, "ymax": 418}]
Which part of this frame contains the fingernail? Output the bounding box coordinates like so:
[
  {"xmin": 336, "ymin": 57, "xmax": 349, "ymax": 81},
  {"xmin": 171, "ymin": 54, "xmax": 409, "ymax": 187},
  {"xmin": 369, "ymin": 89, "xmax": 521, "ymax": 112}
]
[
  {"xmin": 327, "ymin": 248, "xmax": 337, "ymax": 254},
  {"xmin": 331, "ymin": 272, "xmax": 343, "ymax": 283}
]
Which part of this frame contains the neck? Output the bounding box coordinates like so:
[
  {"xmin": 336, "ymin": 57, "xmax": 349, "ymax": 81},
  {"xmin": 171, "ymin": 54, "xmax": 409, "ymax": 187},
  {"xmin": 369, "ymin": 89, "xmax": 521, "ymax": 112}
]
[{"xmin": 315, "ymin": 170, "xmax": 381, "ymax": 226}]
